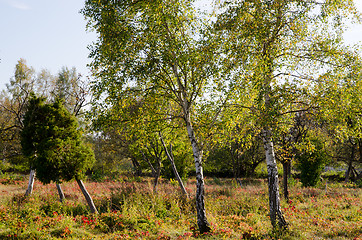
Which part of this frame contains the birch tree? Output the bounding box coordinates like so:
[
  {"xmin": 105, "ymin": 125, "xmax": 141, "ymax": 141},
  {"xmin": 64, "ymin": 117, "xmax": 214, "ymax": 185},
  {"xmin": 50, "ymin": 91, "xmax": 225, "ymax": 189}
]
[
  {"xmin": 215, "ymin": 0, "xmax": 361, "ymax": 228},
  {"xmin": 82, "ymin": 0, "xmax": 223, "ymax": 233}
]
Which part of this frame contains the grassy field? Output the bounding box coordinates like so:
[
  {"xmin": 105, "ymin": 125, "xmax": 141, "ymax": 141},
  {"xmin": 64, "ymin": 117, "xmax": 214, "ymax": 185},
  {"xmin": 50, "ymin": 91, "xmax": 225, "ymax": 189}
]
[{"xmin": 0, "ymin": 175, "xmax": 361, "ymax": 239}]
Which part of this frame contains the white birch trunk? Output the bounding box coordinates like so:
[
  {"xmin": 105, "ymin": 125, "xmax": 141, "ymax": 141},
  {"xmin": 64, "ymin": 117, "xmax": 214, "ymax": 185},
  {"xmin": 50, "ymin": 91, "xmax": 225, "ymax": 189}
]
[
  {"xmin": 262, "ymin": 128, "xmax": 287, "ymax": 228},
  {"xmin": 185, "ymin": 115, "xmax": 210, "ymax": 233},
  {"xmin": 24, "ymin": 169, "xmax": 36, "ymax": 196},
  {"xmin": 261, "ymin": 61, "xmax": 288, "ymax": 228},
  {"xmin": 56, "ymin": 183, "xmax": 65, "ymax": 203},
  {"xmin": 169, "ymin": 45, "xmax": 210, "ymax": 232},
  {"xmin": 76, "ymin": 179, "xmax": 98, "ymax": 214},
  {"xmin": 169, "ymin": 154, "xmax": 189, "ymax": 198}
]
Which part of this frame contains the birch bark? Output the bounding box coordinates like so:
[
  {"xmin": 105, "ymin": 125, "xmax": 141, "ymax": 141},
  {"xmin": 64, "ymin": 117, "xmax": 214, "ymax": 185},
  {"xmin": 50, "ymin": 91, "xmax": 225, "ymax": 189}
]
[
  {"xmin": 159, "ymin": 135, "xmax": 189, "ymax": 198},
  {"xmin": 262, "ymin": 128, "xmax": 287, "ymax": 228},
  {"xmin": 24, "ymin": 169, "xmax": 36, "ymax": 196},
  {"xmin": 168, "ymin": 30, "xmax": 211, "ymax": 231},
  {"xmin": 261, "ymin": 39, "xmax": 288, "ymax": 227},
  {"xmin": 76, "ymin": 179, "xmax": 98, "ymax": 214},
  {"xmin": 56, "ymin": 183, "xmax": 65, "ymax": 203},
  {"xmin": 185, "ymin": 114, "xmax": 210, "ymax": 233}
]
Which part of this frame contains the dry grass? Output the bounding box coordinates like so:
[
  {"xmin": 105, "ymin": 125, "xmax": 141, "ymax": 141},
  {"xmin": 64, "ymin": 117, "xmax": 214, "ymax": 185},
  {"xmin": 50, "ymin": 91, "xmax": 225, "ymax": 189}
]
[{"xmin": 0, "ymin": 175, "xmax": 361, "ymax": 239}]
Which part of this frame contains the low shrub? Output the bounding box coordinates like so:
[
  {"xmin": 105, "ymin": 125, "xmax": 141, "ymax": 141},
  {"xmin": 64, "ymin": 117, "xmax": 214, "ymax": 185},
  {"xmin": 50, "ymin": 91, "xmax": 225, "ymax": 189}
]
[{"xmin": 296, "ymin": 136, "xmax": 328, "ymax": 187}]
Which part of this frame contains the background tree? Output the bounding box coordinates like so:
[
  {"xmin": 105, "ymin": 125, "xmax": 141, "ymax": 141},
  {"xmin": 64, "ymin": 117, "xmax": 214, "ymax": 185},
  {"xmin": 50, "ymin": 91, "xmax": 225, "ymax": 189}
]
[
  {"xmin": 50, "ymin": 67, "xmax": 91, "ymax": 117},
  {"xmin": 274, "ymin": 111, "xmax": 311, "ymax": 200},
  {"xmin": 0, "ymin": 59, "xmax": 39, "ymax": 195},
  {"xmin": 21, "ymin": 95, "xmax": 98, "ymax": 213},
  {"xmin": 0, "ymin": 59, "xmax": 92, "ymax": 197},
  {"xmin": 205, "ymin": 124, "xmax": 265, "ymax": 182},
  {"xmin": 0, "ymin": 59, "xmax": 36, "ymax": 169},
  {"xmin": 138, "ymin": 135, "xmax": 165, "ymax": 194},
  {"xmin": 91, "ymin": 86, "xmax": 191, "ymax": 194},
  {"xmin": 315, "ymin": 55, "xmax": 362, "ymax": 182},
  {"xmin": 89, "ymin": 128, "xmax": 135, "ymax": 179}
]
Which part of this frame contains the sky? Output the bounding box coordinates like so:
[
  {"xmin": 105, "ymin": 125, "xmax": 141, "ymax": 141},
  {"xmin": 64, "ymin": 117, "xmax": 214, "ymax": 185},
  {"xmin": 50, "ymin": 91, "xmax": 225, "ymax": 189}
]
[
  {"xmin": 0, "ymin": 0, "xmax": 96, "ymax": 90},
  {"xmin": 0, "ymin": 0, "xmax": 362, "ymax": 91}
]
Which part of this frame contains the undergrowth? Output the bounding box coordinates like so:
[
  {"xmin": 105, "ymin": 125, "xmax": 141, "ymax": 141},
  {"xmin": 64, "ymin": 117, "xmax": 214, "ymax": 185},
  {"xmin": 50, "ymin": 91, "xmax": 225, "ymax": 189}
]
[{"xmin": 0, "ymin": 177, "xmax": 361, "ymax": 239}]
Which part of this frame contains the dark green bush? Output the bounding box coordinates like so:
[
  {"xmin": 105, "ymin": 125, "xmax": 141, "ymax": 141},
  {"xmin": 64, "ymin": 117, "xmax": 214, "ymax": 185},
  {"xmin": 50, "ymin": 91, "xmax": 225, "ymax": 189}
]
[{"xmin": 296, "ymin": 136, "xmax": 328, "ymax": 187}]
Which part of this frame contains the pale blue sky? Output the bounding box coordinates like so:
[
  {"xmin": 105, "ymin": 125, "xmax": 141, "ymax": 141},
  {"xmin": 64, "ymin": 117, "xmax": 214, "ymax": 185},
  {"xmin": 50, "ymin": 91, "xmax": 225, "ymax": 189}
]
[
  {"xmin": 0, "ymin": 0, "xmax": 361, "ymax": 91},
  {"xmin": 0, "ymin": 0, "xmax": 96, "ymax": 90}
]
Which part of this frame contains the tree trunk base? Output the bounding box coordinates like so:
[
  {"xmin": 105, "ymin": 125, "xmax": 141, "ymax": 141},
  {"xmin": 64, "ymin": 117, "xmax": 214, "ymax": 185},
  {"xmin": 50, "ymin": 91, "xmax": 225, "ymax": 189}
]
[
  {"xmin": 198, "ymin": 221, "xmax": 211, "ymax": 234},
  {"xmin": 283, "ymin": 162, "xmax": 289, "ymax": 201},
  {"xmin": 276, "ymin": 209, "xmax": 288, "ymax": 229},
  {"xmin": 25, "ymin": 169, "xmax": 36, "ymax": 197},
  {"xmin": 76, "ymin": 179, "xmax": 98, "ymax": 214},
  {"xmin": 56, "ymin": 183, "xmax": 65, "ymax": 203}
]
